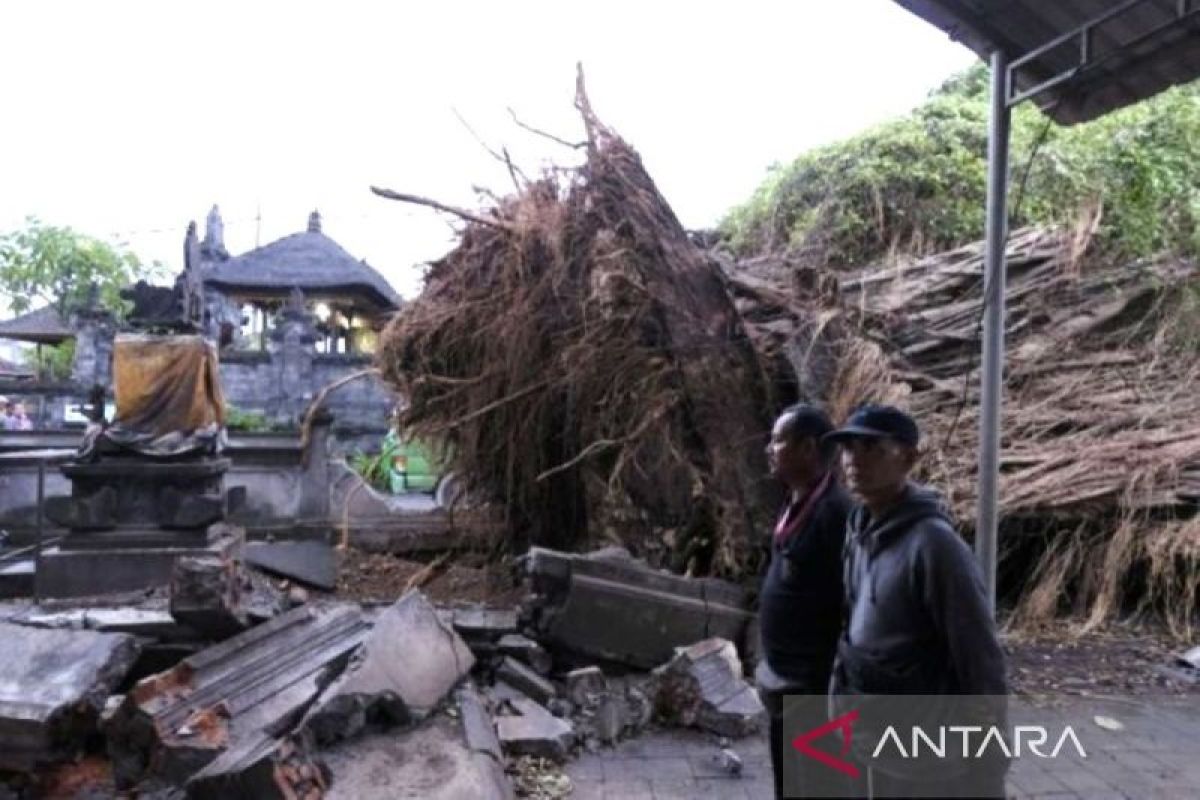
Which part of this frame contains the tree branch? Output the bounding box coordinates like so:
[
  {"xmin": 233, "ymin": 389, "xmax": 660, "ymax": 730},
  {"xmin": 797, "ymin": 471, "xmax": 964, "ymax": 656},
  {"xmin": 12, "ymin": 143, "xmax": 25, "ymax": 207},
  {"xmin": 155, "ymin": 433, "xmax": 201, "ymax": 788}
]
[
  {"xmin": 507, "ymin": 107, "xmax": 587, "ymax": 150},
  {"xmin": 370, "ymin": 187, "xmax": 514, "ymax": 231}
]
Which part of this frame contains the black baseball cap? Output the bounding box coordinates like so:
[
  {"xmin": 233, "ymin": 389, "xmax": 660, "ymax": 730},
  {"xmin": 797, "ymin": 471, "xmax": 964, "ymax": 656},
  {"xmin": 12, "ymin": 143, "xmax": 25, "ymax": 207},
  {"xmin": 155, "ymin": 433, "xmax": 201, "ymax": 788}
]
[{"xmin": 824, "ymin": 404, "xmax": 920, "ymax": 448}]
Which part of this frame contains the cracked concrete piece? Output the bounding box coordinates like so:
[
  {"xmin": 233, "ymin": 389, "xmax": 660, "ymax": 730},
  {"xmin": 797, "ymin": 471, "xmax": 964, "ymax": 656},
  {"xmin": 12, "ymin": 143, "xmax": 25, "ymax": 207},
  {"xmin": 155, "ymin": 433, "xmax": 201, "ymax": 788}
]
[
  {"xmin": 497, "ymin": 634, "xmax": 552, "ymax": 675},
  {"xmin": 496, "ymin": 656, "xmax": 556, "ymax": 706},
  {"xmin": 0, "ymin": 622, "xmax": 140, "ymax": 771},
  {"xmin": 495, "ymin": 694, "xmax": 575, "ymax": 761},
  {"xmin": 305, "ymin": 591, "xmax": 475, "ymax": 745},
  {"xmin": 325, "ymin": 713, "xmax": 513, "ymax": 800},
  {"xmin": 651, "ymin": 638, "xmax": 765, "ymax": 738}
]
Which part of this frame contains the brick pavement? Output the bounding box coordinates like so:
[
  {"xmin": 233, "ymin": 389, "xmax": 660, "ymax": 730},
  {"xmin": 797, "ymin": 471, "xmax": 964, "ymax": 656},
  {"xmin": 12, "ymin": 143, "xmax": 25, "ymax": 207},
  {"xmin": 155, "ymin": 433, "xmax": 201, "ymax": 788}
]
[{"xmin": 564, "ymin": 696, "xmax": 1199, "ymax": 799}]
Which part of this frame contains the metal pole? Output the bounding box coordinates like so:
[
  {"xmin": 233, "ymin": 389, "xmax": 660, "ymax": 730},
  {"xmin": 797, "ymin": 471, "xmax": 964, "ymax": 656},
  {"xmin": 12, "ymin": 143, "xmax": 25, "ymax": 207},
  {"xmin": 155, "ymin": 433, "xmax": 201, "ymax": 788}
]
[
  {"xmin": 977, "ymin": 49, "xmax": 1011, "ymax": 618},
  {"xmin": 34, "ymin": 459, "xmax": 45, "ymax": 604}
]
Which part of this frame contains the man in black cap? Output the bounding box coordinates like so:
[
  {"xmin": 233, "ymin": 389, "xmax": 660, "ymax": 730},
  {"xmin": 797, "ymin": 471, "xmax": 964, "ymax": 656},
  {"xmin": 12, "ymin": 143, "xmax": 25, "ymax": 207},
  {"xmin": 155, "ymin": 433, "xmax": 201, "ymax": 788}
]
[
  {"xmin": 756, "ymin": 403, "xmax": 851, "ymax": 799},
  {"xmin": 826, "ymin": 404, "xmax": 1008, "ymax": 797}
]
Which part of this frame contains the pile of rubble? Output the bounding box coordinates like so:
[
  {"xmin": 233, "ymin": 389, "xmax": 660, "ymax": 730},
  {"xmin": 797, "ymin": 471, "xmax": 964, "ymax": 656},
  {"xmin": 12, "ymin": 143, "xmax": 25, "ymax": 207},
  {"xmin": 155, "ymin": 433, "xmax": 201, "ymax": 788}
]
[{"xmin": 0, "ymin": 545, "xmax": 766, "ymax": 798}]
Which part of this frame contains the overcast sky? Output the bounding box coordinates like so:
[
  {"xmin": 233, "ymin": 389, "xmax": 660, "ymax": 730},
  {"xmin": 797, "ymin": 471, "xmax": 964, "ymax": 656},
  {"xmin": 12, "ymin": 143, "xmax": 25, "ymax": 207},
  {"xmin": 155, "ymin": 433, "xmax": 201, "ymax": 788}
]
[{"xmin": 0, "ymin": 1, "xmax": 975, "ymax": 299}]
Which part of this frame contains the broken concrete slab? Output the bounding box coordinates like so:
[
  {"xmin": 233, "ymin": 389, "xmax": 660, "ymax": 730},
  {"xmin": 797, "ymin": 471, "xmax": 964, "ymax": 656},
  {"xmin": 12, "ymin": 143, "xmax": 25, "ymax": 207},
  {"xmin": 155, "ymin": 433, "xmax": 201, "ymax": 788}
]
[
  {"xmin": 497, "ymin": 633, "xmax": 552, "ymax": 674},
  {"xmin": 105, "ymin": 602, "xmax": 369, "ymax": 789},
  {"xmin": 496, "ymin": 656, "xmax": 556, "ymax": 706},
  {"xmin": 0, "ymin": 622, "xmax": 140, "ymax": 771},
  {"xmin": 243, "ymin": 540, "xmax": 337, "ymax": 591},
  {"xmin": 651, "ymin": 638, "xmax": 765, "ymax": 738},
  {"xmin": 494, "ymin": 693, "xmax": 575, "ymax": 762},
  {"xmin": 324, "ymin": 699, "xmax": 513, "ymax": 800},
  {"xmin": 185, "ymin": 732, "xmax": 328, "ymax": 800},
  {"xmin": 457, "ymin": 684, "xmax": 502, "ymax": 762},
  {"xmin": 522, "ymin": 546, "xmax": 755, "ymax": 669},
  {"xmin": 304, "ymin": 590, "xmax": 475, "ymax": 746}
]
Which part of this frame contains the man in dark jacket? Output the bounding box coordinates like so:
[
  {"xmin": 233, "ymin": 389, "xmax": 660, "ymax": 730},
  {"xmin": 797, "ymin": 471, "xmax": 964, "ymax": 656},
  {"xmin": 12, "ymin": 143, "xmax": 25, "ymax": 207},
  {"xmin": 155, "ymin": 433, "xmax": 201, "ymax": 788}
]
[
  {"xmin": 827, "ymin": 405, "xmax": 1008, "ymax": 798},
  {"xmin": 756, "ymin": 404, "xmax": 851, "ymax": 799}
]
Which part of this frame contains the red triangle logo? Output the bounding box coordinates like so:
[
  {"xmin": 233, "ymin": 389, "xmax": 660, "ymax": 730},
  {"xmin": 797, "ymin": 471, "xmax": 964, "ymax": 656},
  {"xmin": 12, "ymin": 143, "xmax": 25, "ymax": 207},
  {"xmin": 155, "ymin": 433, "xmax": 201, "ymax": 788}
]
[{"xmin": 791, "ymin": 708, "xmax": 861, "ymax": 778}]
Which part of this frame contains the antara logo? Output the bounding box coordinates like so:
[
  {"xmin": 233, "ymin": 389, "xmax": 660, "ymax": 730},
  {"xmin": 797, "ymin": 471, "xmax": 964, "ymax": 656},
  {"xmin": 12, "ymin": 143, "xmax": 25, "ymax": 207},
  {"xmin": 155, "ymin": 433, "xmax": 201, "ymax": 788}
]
[
  {"xmin": 872, "ymin": 725, "xmax": 1088, "ymax": 760},
  {"xmin": 791, "ymin": 709, "xmax": 862, "ymax": 778}
]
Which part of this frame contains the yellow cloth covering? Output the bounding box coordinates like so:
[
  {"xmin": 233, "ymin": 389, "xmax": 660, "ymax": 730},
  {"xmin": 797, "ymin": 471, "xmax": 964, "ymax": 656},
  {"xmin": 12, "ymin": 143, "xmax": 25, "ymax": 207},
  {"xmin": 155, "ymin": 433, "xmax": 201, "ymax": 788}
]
[{"xmin": 112, "ymin": 334, "xmax": 226, "ymax": 436}]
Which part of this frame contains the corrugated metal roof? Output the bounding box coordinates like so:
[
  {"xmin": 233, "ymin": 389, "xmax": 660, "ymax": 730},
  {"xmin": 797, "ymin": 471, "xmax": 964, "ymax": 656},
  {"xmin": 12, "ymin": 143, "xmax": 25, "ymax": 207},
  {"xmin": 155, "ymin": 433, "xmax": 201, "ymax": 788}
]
[{"xmin": 895, "ymin": 0, "xmax": 1200, "ymax": 124}]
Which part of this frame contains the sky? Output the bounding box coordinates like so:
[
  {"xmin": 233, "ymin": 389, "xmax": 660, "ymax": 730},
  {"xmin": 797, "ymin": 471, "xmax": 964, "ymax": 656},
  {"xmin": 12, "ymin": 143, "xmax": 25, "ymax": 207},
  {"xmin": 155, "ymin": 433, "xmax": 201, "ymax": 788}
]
[{"xmin": 0, "ymin": 1, "xmax": 976, "ymax": 300}]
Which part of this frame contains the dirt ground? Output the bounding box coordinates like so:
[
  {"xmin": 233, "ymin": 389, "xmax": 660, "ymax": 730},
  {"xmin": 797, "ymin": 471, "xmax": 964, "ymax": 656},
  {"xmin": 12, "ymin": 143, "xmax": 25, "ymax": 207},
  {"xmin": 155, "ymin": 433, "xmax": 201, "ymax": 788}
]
[{"xmin": 334, "ymin": 547, "xmax": 524, "ymax": 607}]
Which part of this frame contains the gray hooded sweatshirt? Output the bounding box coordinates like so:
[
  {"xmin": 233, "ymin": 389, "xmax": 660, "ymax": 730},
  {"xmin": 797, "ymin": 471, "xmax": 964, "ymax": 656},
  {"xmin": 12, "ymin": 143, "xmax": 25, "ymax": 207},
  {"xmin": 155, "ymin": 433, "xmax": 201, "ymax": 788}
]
[{"xmin": 832, "ymin": 482, "xmax": 1007, "ymax": 695}]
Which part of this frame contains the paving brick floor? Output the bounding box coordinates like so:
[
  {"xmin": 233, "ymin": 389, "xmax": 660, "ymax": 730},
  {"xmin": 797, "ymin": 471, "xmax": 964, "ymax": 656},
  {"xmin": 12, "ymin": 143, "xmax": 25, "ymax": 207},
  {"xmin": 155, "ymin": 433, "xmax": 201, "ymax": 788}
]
[{"xmin": 564, "ymin": 696, "xmax": 1199, "ymax": 799}]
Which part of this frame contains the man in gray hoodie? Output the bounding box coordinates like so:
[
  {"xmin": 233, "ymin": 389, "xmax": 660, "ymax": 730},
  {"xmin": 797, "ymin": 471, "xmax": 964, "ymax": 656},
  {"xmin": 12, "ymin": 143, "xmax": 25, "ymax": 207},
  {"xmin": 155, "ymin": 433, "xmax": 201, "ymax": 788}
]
[{"xmin": 826, "ymin": 405, "xmax": 1007, "ymax": 798}]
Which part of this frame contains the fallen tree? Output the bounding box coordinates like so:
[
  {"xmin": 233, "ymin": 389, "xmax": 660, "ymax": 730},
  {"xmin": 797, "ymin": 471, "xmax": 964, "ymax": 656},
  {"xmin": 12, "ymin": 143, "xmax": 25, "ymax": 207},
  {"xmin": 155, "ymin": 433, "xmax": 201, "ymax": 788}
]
[
  {"xmin": 374, "ymin": 71, "xmax": 778, "ymax": 578},
  {"xmin": 728, "ymin": 224, "xmax": 1200, "ymax": 636}
]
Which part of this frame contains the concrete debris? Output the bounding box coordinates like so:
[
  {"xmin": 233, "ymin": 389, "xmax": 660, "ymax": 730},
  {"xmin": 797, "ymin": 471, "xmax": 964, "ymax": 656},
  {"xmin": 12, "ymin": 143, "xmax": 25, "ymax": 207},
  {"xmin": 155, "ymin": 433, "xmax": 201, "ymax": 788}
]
[
  {"xmin": 494, "ymin": 693, "xmax": 575, "ymax": 762},
  {"xmin": 457, "ymin": 684, "xmax": 503, "ymax": 762},
  {"xmin": 304, "ymin": 591, "xmax": 474, "ymax": 745},
  {"xmin": 0, "ymin": 622, "xmax": 140, "ymax": 771},
  {"xmin": 497, "ymin": 633, "xmax": 552, "ymax": 674},
  {"xmin": 443, "ymin": 605, "xmax": 519, "ymax": 652},
  {"xmin": 169, "ymin": 555, "xmax": 250, "ymax": 639},
  {"xmin": 496, "ymin": 656, "xmax": 557, "ymax": 706},
  {"xmin": 564, "ymin": 666, "xmax": 607, "ymax": 706},
  {"xmin": 651, "ymin": 638, "xmax": 765, "ymax": 738},
  {"xmin": 185, "ymin": 732, "xmax": 328, "ymax": 800},
  {"xmin": 522, "ymin": 547, "xmax": 755, "ymax": 669},
  {"xmin": 244, "ymin": 540, "xmax": 337, "ymax": 591},
  {"xmin": 169, "ymin": 555, "xmax": 286, "ymax": 641},
  {"xmin": 105, "ymin": 603, "xmax": 369, "ymax": 788},
  {"xmin": 323, "ymin": 691, "xmax": 513, "ymax": 800},
  {"xmin": 570, "ymin": 675, "xmax": 652, "ymax": 748}
]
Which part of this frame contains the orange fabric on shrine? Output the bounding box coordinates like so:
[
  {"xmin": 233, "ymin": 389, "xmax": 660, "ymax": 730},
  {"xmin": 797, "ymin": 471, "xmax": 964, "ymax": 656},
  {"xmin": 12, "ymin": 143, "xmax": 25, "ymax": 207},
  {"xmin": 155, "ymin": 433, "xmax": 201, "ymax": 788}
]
[{"xmin": 112, "ymin": 334, "xmax": 226, "ymax": 436}]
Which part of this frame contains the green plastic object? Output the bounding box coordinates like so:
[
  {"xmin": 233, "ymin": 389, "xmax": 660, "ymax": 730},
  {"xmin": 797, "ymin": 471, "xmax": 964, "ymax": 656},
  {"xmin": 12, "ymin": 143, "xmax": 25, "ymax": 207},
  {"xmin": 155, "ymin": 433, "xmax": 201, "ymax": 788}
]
[{"xmin": 386, "ymin": 431, "xmax": 443, "ymax": 493}]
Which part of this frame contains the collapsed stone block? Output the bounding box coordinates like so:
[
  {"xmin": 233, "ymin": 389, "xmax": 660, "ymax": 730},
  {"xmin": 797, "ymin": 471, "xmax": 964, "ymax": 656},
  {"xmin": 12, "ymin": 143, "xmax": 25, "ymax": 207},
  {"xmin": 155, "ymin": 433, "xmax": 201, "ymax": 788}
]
[
  {"xmin": 494, "ymin": 693, "xmax": 575, "ymax": 762},
  {"xmin": 0, "ymin": 622, "xmax": 139, "ymax": 772},
  {"xmin": 323, "ymin": 687, "xmax": 513, "ymax": 800},
  {"xmin": 105, "ymin": 603, "xmax": 369, "ymax": 788},
  {"xmin": 304, "ymin": 591, "xmax": 475, "ymax": 745},
  {"xmin": 184, "ymin": 732, "xmax": 328, "ymax": 800},
  {"xmin": 497, "ymin": 633, "xmax": 552, "ymax": 674},
  {"xmin": 522, "ymin": 547, "xmax": 755, "ymax": 669},
  {"xmin": 495, "ymin": 656, "xmax": 557, "ymax": 706},
  {"xmin": 651, "ymin": 638, "xmax": 765, "ymax": 738}
]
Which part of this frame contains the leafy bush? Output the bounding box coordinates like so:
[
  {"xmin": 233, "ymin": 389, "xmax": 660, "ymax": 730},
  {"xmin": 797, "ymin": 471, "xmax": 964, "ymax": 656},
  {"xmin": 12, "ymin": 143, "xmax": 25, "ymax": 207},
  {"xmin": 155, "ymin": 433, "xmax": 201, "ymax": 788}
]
[
  {"xmin": 224, "ymin": 406, "xmax": 273, "ymax": 432},
  {"xmin": 722, "ymin": 64, "xmax": 1200, "ymax": 266}
]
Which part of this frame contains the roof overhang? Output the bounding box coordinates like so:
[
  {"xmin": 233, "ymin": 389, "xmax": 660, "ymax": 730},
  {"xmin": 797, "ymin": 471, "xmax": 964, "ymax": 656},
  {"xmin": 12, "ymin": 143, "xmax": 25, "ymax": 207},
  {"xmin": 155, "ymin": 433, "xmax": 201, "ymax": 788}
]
[{"xmin": 895, "ymin": 0, "xmax": 1200, "ymax": 123}]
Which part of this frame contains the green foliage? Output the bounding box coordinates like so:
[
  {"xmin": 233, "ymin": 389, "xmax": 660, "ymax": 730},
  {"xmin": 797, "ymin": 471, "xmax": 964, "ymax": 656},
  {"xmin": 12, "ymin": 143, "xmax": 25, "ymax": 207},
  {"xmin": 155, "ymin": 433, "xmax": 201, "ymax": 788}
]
[
  {"xmin": 0, "ymin": 217, "xmax": 163, "ymax": 316},
  {"xmin": 722, "ymin": 64, "xmax": 1200, "ymax": 266},
  {"xmin": 22, "ymin": 340, "xmax": 75, "ymax": 381},
  {"xmin": 224, "ymin": 406, "xmax": 273, "ymax": 432}
]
